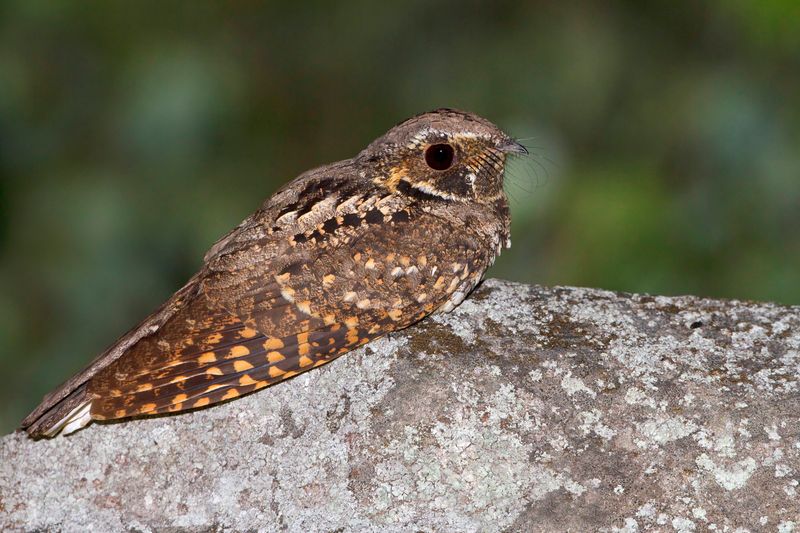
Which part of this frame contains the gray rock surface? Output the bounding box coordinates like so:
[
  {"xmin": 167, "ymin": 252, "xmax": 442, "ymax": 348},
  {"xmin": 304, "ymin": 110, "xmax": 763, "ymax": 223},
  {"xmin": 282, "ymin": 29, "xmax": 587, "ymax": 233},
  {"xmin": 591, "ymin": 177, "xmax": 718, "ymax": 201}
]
[{"xmin": 1, "ymin": 279, "xmax": 799, "ymax": 532}]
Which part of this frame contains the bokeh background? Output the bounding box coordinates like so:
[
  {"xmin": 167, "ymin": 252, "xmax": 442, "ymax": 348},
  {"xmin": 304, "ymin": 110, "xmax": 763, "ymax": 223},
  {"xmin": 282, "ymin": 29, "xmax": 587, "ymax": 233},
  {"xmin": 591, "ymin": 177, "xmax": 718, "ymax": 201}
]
[{"xmin": 1, "ymin": 1, "xmax": 798, "ymax": 433}]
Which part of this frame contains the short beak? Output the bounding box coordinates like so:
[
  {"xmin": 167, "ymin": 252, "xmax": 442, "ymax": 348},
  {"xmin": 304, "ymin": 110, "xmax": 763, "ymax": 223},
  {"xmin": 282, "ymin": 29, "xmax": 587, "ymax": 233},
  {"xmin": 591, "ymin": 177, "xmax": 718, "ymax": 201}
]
[{"xmin": 498, "ymin": 139, "xmax": 528, "ymax": 155}]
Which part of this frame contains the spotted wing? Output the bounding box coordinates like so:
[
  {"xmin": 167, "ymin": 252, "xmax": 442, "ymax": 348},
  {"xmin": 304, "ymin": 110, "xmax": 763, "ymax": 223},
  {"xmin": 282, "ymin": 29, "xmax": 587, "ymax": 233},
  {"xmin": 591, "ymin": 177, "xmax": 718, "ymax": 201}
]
[
  {"xmin": 87, "ymin": 287, "xmax": 371, "ymax": 419},
  {"xmin": 85, "ymin": 204, "xmax": 488, "ymax": 421}
]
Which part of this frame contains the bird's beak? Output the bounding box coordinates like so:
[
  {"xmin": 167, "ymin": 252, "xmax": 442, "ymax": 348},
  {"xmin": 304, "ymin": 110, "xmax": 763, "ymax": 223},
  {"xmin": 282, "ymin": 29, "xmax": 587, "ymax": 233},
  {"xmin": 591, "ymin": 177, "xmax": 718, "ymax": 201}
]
[{"xmin": 498, "ymin": 139, "xmax": 528, "ymax": 155}]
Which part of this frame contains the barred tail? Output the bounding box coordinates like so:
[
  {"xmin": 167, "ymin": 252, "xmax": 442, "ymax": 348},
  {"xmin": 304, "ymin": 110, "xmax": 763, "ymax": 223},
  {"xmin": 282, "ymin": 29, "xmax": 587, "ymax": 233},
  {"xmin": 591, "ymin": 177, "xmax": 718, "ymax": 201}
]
[{"xmin": 21, "ymin": 385, "xmax": 93, "ymax": 438}]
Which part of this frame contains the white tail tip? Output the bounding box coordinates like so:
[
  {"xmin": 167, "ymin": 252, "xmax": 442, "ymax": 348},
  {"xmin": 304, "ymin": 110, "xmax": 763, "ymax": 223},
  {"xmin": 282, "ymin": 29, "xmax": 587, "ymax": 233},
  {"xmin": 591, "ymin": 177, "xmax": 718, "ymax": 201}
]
[{"xmin": 44, "ymin": 401, "xmax": 93, "ymax": 437}]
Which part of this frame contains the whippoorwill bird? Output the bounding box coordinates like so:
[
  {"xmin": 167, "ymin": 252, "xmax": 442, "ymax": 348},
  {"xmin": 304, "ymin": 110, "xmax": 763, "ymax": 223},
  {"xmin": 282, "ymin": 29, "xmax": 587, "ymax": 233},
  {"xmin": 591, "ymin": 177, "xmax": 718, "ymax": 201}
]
[{"xmin": 21, "ymin": 108, "xmax": 527, "ymax": 438}]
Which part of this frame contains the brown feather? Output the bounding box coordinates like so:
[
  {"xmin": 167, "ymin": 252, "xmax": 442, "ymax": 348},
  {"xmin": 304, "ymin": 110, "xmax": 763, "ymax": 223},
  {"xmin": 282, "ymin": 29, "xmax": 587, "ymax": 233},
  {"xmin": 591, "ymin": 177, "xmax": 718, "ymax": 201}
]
[{"xmin": 21, "ymin": 108, "xmax": 518, "ymax": 437}]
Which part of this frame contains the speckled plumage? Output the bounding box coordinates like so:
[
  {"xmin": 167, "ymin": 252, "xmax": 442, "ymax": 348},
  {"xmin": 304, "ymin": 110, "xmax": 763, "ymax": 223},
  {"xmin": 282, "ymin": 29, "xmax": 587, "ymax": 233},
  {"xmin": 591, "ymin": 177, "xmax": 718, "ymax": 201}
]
[{"xmin": 21, "ymin": 108, "xmax": 525, "ymax": 437}]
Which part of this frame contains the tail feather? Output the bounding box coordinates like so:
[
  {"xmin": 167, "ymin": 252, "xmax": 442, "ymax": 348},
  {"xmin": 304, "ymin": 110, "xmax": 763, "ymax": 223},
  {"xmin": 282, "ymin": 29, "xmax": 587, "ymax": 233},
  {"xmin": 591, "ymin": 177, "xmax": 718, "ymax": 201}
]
[
  {"xmin": 21, "ymin": 385, "xmax": 93, "ymax": 438},
  {"xmin": 53, "ymin": 400, "xmax": 93, "ymax": 436}
]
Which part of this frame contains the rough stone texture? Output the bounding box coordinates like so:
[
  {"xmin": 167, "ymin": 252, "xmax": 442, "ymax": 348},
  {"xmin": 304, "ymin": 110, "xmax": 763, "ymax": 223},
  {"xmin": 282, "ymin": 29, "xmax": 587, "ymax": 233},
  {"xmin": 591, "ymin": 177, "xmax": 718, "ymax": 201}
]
[{"xmin": 2, "ymin": 279, "xmax": 799, "ymax": 532}]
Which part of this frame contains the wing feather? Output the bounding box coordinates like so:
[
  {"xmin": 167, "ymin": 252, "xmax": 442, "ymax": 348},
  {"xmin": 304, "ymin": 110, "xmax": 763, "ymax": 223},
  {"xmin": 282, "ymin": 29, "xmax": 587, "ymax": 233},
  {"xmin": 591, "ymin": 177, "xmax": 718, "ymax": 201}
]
[
  {"xmin": 85, "ymin": 206, "xmax": 481, "ymax": 423},
  {"xmin": 91, "ymin": 316, "xmax": 374, "ymax": 419},
  {"xmin": 24, "ymin": 183, "xmax": 488, "ymax": 437}
]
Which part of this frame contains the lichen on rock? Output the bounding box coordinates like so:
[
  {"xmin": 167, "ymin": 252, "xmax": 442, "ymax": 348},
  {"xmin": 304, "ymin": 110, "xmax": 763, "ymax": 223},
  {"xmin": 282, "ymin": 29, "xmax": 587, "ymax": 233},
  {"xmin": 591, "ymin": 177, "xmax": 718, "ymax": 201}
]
[{"xmin": 1, "ymin": 279, "xmax": 798, "ymax": 531}]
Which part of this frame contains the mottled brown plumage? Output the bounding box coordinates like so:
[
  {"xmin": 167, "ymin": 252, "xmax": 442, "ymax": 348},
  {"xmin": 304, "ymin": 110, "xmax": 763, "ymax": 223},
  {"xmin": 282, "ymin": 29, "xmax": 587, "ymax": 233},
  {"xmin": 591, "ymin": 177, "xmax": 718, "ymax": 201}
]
[{"xmin": 21, "ymin": 108, "xmax": 525, "ymax": 438}]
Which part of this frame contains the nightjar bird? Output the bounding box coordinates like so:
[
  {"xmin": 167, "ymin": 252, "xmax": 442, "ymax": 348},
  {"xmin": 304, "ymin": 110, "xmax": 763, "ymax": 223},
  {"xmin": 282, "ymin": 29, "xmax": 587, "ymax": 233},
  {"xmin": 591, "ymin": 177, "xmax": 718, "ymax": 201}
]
[{"xmin": 21, "ymin": 108, "xmax": 527, "ymax": 438}]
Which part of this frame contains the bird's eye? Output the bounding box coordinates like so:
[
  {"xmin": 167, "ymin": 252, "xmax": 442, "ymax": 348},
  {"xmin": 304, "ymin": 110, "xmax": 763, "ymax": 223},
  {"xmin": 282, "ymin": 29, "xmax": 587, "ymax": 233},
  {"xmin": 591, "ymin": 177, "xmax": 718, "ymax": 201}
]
[{"xmin": 424, "ymin": 143, "xmax": 455, "ymax": 171}]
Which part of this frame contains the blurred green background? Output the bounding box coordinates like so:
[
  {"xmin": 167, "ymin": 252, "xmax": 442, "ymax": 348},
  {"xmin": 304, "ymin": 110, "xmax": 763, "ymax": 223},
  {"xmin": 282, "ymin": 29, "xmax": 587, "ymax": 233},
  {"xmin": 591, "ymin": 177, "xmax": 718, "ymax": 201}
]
[{"xmin": 1, "ymin": 1, "xmax": 799, "ymax": 433}]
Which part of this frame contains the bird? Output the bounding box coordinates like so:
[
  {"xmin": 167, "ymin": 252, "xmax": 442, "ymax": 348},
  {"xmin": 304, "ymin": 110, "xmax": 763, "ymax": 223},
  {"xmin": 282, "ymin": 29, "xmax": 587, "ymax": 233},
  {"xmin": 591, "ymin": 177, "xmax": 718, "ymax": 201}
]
[{"xmin": 20, "ymin": 108, "xmax": 527, "ymax": 438}]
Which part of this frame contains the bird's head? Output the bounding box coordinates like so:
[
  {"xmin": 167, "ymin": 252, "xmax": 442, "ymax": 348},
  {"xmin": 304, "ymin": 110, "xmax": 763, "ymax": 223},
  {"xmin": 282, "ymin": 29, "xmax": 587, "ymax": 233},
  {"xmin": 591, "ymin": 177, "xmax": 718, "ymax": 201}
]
[{"xmin": 359, "ymin": 108, "xmax": 526, "ymax": 203}]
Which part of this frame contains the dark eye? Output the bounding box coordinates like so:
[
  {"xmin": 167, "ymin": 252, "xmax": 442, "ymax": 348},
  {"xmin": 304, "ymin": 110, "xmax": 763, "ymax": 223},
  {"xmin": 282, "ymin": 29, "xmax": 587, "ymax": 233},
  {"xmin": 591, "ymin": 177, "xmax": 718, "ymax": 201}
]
[{"xmin": 424, "ymin": 143, "xmax": 455, "ymax": 170}]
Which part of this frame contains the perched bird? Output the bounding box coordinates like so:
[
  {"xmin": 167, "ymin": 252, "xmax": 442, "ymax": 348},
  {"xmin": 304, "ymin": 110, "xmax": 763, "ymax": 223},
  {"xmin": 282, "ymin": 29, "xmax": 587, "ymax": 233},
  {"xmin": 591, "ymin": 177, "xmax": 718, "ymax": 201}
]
[{"xmin": 21, "ymin": 108, "xmax": 526, "ymax": 438}]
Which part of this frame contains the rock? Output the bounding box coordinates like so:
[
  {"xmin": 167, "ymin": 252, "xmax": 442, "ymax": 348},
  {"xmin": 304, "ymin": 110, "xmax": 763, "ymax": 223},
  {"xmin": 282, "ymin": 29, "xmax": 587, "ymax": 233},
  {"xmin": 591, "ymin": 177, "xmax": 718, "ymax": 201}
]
[{"xmin": 1, "ymin": 279, "xmax": 799, "ymax": 532}]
